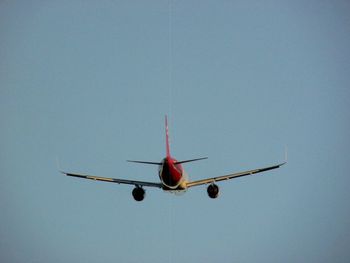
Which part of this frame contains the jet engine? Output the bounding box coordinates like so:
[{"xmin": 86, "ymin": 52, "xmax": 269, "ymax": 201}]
[
  {"xmin": 207, "ymin": 183, "xmax": 219, "ymax": 199},
  {"xmin": 132, "ymin": 187, "xmax": 145, "ymax": 201}
]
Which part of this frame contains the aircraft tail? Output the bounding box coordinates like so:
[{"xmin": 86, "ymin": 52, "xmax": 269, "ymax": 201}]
[
  {"xmin": 127, "ymin": 116, "xmax": 208, "ymax": 165},
  {"xmin": 126, "ymin": 115, "xmax": 171, "ymax": 165}
]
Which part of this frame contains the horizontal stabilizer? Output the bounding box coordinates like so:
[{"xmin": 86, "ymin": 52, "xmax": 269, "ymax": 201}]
[
  {"xmin": 127, "ymin": 160, "xmax": 162, "ymax": 165},
  {"xmin": 175, "ymin": 157, "xmax": 208, "ymax": 165}
]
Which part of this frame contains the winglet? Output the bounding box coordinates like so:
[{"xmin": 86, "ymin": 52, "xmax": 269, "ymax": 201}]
[
  {"xmin": 56, "ymin": 156, "xmax": 64, "ymax": 174},
  {"xmin": 284, "ymin": 146, "xmax": 288, "ymax": 163}
]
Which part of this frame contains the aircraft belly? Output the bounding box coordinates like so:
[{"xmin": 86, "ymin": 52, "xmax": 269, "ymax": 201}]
[
  {"xmin": 159, "ymin": 158, "xmax": 188, "ymax": 191},
  {"xmin": 161, "ymin": 171, "xmax": 188, "ymax": 191}
]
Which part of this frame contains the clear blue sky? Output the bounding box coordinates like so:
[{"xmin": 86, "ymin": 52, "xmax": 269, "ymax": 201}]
[{"xmin": 1, "ymin": 1, "xmax": 350, "ymax": 262}]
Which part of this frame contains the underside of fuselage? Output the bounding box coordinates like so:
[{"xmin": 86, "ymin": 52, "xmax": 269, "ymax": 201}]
[{"xmin": 159, "ymin": 157, "xmax": 188, "ymax": 190}]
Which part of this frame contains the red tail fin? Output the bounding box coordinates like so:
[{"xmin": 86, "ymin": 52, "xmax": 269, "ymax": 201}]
[{"xmin": 165, "ymin": 115, "xmax": 171, "ymax": 157}]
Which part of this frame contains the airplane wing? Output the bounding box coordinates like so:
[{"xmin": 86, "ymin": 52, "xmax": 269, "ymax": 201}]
[
  {"xmin": 186, "ymin": 162, "xmax": 286, "ymax": 188},
  {"xmin": 61, "ymin": 171, "xmax": 163, "ymax": 188}
]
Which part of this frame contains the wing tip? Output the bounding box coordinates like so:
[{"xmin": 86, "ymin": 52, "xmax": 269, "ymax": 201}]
[{"xmin": 279, "ymin": 161, "xmax": 287, "ymax": 167}]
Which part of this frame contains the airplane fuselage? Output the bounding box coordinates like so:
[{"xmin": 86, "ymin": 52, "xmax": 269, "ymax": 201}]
[{"xmin": 159, "ymin": 157, "xmax": 188, "ymax": 191}]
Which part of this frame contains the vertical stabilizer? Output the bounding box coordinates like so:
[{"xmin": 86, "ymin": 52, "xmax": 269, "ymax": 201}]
[{"xmin": 165, "ymin": 115, "xmax": 171, "ymax": 157}]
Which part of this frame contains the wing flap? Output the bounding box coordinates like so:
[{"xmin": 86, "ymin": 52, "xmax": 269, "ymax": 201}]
[
  {"xmin": 61, "ymin": 172, "xmax": 163, "ymax": 188},
  {"xmin": 186, "ymin": 162, "xmax": 286, "ymax": 188}
]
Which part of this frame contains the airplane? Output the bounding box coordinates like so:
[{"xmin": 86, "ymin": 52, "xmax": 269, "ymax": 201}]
[{"xmin": 61, "ymin": 116, "xmax": 286, "ymax": 201}]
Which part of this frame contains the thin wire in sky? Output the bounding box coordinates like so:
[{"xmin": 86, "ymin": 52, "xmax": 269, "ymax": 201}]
[
  {"xmin": 167, "ymin": 3, "xmax": 174, "ymax": 263},
  {"xmin": 168, "ymin": 0, "xmax": 173, "ymax": 118}
]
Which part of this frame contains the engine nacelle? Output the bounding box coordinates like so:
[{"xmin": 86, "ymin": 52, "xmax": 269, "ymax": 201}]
[
  {"xmin": 207, "ymin": 183, "xmax": 219, "ymax": 199},
  {"xmin": 132, "ymin": 187, "xmax": 145, "ymax": 201}
]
